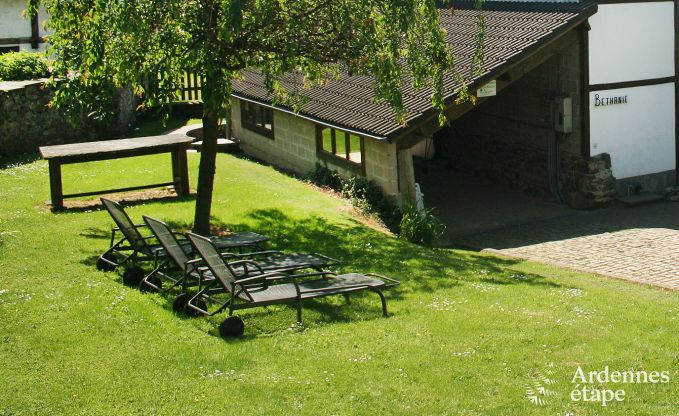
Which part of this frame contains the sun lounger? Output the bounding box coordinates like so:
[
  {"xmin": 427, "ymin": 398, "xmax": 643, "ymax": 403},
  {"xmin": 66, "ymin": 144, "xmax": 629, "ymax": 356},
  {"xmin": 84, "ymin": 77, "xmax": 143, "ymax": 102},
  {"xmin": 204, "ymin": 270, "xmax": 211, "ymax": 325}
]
[
  {"xmin": 185, "ymin": 232, "xmax": 399, "ymax": 337},
  {"xmin": 141, "ymin": 216, "xmax": 338, "ymax": 307},
  {"xmin": 97, "ymin": 198, "xmax": 268, "ymax": 285}
]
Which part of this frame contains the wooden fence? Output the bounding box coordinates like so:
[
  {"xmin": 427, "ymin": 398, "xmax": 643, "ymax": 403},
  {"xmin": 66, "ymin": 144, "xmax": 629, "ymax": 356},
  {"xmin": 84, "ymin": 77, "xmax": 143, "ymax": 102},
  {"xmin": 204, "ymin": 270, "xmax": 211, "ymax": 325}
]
[{"xmin": 178, "ymin": 71, "xmax": 203, "ymax": 102}]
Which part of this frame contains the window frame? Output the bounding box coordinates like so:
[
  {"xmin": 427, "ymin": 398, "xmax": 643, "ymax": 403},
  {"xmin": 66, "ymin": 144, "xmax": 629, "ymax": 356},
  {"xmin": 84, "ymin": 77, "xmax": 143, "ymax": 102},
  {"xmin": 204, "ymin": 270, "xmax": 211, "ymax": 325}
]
[
  {"xmin": 0, "ymin": 46, "xmax": 20, "ymax": 55},
  {"xmin": 241, "ymin": 100, "xmax": 274, "ymax": 139},
  {"xmin": 315, "ymin": 125, "xmax": 366, "ymax": 174}
]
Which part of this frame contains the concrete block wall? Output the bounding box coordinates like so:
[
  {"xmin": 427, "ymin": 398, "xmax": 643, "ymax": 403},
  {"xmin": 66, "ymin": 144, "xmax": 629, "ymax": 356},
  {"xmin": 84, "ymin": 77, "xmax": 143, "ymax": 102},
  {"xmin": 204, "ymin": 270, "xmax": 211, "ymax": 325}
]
[
  {"xmin": 231, "ymin": 98, "xmax": 400, "ymax": 198},
  {"xmin": 364, "ymin": 139, "xmax": 399, "ymax": 197},
  {"xmin": 232, "ymin": 99, "xmax": 318, "ymax": 174}
]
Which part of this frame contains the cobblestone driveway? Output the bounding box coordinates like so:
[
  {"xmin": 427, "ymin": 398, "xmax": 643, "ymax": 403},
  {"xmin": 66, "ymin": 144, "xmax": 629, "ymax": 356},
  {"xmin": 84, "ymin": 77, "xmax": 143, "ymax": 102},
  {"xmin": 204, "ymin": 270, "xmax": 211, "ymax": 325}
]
[{"xmin": 452, "ymin": 202, "xmax": 679, "ymax": 290}]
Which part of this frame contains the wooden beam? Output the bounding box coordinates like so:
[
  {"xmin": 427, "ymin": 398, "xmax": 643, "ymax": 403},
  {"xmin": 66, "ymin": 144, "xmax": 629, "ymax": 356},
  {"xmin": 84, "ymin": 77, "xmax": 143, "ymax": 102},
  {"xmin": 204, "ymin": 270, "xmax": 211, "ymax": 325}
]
[
  {"xmin": 580, "ymin": 23, "xmax": 591, "ymax": 159},
  {"xmin": 0, "ymin": 37, "xmax": 44, "ymax": 46},
  {"xmin": 30, "ymin": 13, "xmax": 40, "ymax": 49}
]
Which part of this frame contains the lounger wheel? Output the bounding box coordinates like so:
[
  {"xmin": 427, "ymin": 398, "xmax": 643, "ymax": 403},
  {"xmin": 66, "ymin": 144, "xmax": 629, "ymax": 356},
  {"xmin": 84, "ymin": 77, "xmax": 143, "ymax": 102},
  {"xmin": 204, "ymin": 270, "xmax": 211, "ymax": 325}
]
[
  {"xmin": 172, "ymin": 293, "xmax": 206, "ymax": 317},
  {"xmin": 122, "ymin": 266, "xmax": 145, "ymax": 286},
  {"xmin": 96, "ymin": 254, "xmax": 116, "ymax": 272},
  {"xmin": 139, "ymin": 275, "xmax": 162, "ymax": 293},
  {"xmin": 219, "ymin": 316, "xmax": 245, "ymax": 338}
]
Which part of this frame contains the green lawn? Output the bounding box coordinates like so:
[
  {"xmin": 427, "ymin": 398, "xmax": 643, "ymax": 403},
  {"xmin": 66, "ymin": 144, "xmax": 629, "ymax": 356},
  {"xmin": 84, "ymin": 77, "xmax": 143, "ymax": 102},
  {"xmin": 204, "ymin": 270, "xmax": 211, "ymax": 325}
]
[
  {"xmin": 320, "ymin": 127, "xmax": 362, "ymax": 162},
  {"xmin": 0, "ymin": 152, "xmax": 678, "ymax": 415}
]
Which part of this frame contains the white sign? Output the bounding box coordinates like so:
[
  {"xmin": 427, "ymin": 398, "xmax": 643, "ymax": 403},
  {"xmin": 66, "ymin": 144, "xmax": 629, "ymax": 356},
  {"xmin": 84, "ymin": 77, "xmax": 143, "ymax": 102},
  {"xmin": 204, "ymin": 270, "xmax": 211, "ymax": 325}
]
[{"xmin": 477, "ymin": 80, "xmax": 497, "ymax": 98}]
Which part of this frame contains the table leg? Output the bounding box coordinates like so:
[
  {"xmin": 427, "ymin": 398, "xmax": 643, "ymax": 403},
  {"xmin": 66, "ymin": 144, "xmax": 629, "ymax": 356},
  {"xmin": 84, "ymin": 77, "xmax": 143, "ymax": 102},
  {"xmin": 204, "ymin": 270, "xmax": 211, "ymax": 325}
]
[
  {"xmin": 171, "ymin": 147, "xmax": 190, "ymax": 196},
  {"xmin": 48, "ymin": 159, "xmax": 64, "ymax": 211}
]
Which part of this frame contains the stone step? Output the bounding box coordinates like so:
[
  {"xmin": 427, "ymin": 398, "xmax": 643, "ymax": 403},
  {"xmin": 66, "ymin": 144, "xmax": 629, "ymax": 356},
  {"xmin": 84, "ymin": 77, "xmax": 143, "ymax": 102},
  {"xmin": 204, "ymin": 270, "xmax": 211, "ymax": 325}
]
[{"xmin": 616, "ymin": 192, "xmax": 665, "ymax": 207}]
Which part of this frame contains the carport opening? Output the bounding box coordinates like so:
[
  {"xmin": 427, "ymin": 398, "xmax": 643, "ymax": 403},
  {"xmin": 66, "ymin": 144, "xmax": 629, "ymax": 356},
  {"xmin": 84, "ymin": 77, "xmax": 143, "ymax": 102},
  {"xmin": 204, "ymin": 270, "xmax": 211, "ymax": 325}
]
[{"xmin": 409, "ymin": 35, "xmax": 586, "ymax": 241}]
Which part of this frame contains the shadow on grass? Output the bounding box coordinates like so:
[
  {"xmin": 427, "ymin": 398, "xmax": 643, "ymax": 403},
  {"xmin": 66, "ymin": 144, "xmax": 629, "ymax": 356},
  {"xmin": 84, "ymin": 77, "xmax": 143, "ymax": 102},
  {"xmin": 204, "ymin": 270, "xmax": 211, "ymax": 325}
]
[
  {"xmin": 54, "ymin": 193, "xmax": 196, "ymax": 214},
  {"xmin": 0, "ymin": 152, "xmax": 41, "ymax": 169},
  {"xmin": 167, "ymin": 208, "xmax": 562, "ymax": 293},
  {"xmin": 80, "ymin": 207, "xmax": 564, "ymax": 337}
]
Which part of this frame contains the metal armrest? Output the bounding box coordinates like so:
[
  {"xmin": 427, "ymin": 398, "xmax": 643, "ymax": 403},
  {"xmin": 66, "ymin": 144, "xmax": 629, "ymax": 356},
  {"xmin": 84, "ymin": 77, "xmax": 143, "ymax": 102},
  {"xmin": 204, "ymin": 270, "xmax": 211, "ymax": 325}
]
[
  {"xmin": 220, "ymin": 250, "xmax": 282, "ymax": 260},
  {"xmin": 228, "ymin": 259, "xmax": 265, "ymax": 276},
  {"xmin": 286, "ymin": 271, "xmax": 336, "ymax": 279},
  {"xmin": 300, "ymin": 283, "xmax": 374, "ymax": 294},
  {"xmin": 236, "ymin": 270, "xmax": 292, "ymax": 284}
]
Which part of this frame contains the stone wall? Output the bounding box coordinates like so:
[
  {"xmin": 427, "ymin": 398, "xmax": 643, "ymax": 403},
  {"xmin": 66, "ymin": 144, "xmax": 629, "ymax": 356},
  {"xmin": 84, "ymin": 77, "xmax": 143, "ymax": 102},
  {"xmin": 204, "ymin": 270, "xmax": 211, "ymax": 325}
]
[
  {"xmin": 564, "ymin": 153, "xmax": 617, "ymax": 209},
  {"xmin": 0, "ymin": 80, "xmax": 134, "ymax": 158},
  {"xmin": 231, "ymin": 98, "xmax": 400, "ymax": 198}
]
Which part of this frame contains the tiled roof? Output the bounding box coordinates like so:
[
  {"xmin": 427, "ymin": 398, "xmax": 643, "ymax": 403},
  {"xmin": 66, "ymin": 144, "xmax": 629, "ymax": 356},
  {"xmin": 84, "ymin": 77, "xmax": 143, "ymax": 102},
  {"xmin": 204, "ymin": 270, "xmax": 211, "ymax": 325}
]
[{"xmin": 232, "ymin": 1, "xmax": 597, "ymax": 140}]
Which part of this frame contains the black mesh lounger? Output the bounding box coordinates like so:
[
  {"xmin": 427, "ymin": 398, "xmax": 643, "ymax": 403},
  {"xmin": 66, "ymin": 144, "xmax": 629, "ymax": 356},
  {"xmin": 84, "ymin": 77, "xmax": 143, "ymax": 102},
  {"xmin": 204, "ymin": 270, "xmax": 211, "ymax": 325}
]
[
  {"xmin": 141, "ymin": 216, "xmax": 339, "ymax": 304},
  {"xmin": 96, "ymin": 198, "xmax": 268, "ymax": 285},
  {"xmin": 185, "ymin": 232, "xmax": 400, "ymax": 337}
]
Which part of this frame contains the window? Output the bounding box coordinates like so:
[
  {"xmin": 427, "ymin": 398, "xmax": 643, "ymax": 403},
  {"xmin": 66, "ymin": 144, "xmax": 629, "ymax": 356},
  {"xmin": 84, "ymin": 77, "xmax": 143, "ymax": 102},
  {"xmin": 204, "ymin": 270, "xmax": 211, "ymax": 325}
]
[
  {"xmin": 241, "ymin": 100, "xmax": 274, "ymax": 139},
  {"xmin": 316, "ymin": 126, "xmax": 364, "ymax": 172},
  {"xmin": 0, "ymin": 46, "xmax": 20, "ymax": 55}
]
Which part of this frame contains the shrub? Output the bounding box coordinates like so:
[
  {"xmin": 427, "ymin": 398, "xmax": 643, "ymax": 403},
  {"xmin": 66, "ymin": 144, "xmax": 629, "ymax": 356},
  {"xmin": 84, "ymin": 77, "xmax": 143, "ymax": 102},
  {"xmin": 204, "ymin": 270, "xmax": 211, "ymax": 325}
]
[
  {"xmin": 0, "ymin": 51, "xmax": 50, "ymax": 81},
  {"xmin": 341, "ymin": 175, "xmax": 401, "ymax": 231},
  {"xmin": 399, "ymin": 202, "xmax": 446, "ymax": 247},
  {"xmin": 303, "ymin": 163, "xmax": 343, "ymax": 192},
  {"xmin": 304, "ymin": 164, "xmax": 445, "ymax": 245},
  {"xmin": 304, "ymin": 164, "xmax": 401, "ymax": 232}
]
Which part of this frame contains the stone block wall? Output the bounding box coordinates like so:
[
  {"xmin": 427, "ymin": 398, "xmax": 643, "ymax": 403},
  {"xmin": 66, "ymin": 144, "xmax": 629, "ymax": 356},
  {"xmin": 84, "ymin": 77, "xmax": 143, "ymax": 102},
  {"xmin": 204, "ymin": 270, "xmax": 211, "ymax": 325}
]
[
  {"xmin": 231, "ymin": 98, "xmax": 399, "ymax": 198},
  {"xmin": 564, "ymin": 153, "xmax": 617, "ymax": 209},
  {"xmin": 0, "ymin": 80, "xmax": 134, "ymax": 158}
]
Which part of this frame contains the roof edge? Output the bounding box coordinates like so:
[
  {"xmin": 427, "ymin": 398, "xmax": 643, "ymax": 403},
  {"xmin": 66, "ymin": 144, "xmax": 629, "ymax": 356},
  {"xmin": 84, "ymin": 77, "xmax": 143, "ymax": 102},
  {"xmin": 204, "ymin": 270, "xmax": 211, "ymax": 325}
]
[
  {"xmin": 231, "ymin": 93, "xmax": 389, "ymax": 141},
  {"xmin": 386, "ymin": 1, "xmax": 598, "ymax": 142}
]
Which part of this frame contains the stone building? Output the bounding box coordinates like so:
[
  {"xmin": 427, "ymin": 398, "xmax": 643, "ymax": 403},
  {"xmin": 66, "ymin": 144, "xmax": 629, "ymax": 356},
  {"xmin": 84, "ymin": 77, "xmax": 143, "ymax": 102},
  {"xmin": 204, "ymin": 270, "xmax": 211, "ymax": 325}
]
[{"xmin": 230, "ymin": 1, "xmax": 678, "ymax": 210}]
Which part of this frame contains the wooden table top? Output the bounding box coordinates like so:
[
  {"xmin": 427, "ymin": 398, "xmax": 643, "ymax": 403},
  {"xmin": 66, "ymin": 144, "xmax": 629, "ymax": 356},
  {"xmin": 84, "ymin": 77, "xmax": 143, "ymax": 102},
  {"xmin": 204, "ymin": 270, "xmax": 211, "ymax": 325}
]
[{"xmin": 39, "ymin": 135, "xmax": 194, "ymax": 159}]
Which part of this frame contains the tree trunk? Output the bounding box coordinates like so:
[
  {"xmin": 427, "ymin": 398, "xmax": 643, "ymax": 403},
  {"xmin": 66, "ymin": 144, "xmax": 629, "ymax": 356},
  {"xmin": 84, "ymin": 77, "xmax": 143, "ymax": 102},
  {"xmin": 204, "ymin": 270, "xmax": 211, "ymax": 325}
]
[{"xmin": 192, "ymin": 71, "xmax": 222, "ymax": 235}]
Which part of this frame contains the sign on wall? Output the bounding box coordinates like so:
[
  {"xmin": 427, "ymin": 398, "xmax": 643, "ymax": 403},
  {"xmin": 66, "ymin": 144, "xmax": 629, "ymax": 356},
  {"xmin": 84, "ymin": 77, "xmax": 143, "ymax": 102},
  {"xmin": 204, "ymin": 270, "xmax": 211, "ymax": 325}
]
[
  {"xmin": 477, "ymin": 80, "xmax": 497, "ymax": 98},
  {"xmin": 593, "ymin": 94, "xmax": 629, "ymax": 107},
  {"xmin": 589, "ymin": 84, "xmax": 675, "ymax": 179}
]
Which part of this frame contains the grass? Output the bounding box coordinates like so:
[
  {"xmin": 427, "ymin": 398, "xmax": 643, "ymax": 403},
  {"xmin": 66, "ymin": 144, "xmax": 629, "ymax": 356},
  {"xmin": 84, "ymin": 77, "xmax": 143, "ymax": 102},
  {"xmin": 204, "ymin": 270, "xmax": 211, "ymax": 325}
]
[
  {"xmin": 320, "ymin": 127, "xmax": 362, "ymax": 162},
  {"xmin": 0, "ymin": 151, "xmax": 678, "ymax": 415},
  {"xmin": 129, "ymin": 115, "xmax": 202, "ymax": 138}
]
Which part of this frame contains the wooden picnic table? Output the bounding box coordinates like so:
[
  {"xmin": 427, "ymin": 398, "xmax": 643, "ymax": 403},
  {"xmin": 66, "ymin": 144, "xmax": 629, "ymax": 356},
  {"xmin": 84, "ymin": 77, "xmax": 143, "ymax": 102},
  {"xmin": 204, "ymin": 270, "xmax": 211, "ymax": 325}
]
[{"xmin": 39, "ymin": 135, "xmax": 193, "ymax": 211}]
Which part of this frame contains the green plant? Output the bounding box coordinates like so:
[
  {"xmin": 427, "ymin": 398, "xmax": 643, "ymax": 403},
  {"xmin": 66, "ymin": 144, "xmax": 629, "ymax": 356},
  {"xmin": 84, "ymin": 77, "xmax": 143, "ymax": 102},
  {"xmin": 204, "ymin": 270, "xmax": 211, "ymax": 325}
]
[
  {"xmin": 304, "ymin": 164, "xmax": 401, "ymax": 232},
  {"xmin": 303, "ymin": 163, "xmax": 343, "ymax": 191},
  {"xmin": 0, "ymin": 51, "xmax": 49, "ymax": 81},
  {"xmin": 399, "ymin": 202, "xmax": 446, "ymax": 247},
  {"xmin": 341, "ymin": 175, "xmax": 401, "ymax": 231}
]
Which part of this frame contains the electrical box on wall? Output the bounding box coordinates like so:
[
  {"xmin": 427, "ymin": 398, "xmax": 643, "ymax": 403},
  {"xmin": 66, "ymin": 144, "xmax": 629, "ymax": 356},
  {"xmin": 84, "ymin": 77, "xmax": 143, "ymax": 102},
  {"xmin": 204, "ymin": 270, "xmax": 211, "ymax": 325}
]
[{"xmin": 554, "ymin": 96, "xmax": 573, "ymax": 133}]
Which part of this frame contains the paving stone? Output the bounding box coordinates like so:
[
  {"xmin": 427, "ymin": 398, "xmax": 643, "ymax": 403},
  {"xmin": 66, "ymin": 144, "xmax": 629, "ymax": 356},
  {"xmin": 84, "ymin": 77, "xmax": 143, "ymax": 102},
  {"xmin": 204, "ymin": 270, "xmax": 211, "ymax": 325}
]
[{"xmin": 453, "ymin": 202, "xmax": 679, "ymax": 291}]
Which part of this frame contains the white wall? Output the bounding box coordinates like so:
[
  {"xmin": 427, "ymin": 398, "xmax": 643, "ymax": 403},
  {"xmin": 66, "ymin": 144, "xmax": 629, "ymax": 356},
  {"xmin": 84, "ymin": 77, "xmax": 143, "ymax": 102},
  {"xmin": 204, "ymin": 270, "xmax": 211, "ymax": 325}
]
[
  {"xmin": 38, "ymin": 6, "xmax": 50, "ymax": 38},
  {"xmin": 0, "ymin": 0, "xmax": 49, "ymax": 51},
  {"xmin": 590, "ymin": 83, "xmax": 676, "ymax": 179},
  {"xmin": 589, "ymin": 2, "xmax": 675, "ymax": 85},
  {"xmin": 0, "ymin": 0, "xmax": 31, "ymax": 39}
]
